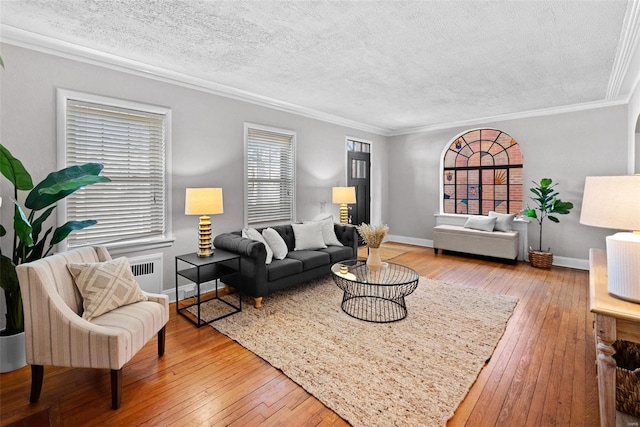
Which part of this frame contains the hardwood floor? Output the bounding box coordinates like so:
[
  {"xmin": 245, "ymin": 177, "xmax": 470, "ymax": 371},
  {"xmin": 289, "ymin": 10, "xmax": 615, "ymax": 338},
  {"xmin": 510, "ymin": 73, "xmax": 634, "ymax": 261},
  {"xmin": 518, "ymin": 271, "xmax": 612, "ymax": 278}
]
[{"xmin": 1, "ymin": 244, "xmax": 602, "ymax": 426}]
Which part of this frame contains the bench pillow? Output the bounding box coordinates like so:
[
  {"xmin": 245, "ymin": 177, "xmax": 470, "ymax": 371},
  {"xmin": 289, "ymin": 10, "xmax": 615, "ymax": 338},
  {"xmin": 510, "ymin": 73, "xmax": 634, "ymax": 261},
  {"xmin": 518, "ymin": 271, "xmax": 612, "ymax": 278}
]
[
  {"xmin": 463, "ymin": 215, "xmax": 497, "ymax": 232},
  {"xmin": 488, "ymin": 211, "xmax": 516, "ymax": 232}
]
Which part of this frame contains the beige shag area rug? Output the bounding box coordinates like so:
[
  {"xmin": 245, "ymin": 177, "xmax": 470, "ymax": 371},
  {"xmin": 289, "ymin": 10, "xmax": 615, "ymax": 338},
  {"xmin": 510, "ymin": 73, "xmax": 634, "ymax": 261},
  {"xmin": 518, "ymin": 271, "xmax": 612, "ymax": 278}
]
[{"xmin": 194, "ymin": 276, "xmax": 518, "ymax": 426}]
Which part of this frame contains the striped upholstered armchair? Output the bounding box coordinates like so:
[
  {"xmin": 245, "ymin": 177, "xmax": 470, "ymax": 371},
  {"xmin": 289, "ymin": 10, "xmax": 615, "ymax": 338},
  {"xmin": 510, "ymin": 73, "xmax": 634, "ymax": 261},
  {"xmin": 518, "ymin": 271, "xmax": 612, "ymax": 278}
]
[{"xmin": 16, "ymin": 246, "xmax": 169, "ymax": 409}]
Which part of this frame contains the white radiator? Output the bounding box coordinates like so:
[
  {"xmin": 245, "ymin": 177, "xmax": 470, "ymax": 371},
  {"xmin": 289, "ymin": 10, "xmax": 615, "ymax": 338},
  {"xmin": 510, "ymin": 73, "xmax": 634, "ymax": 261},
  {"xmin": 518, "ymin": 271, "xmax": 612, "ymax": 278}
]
[{"xmin": 127, "ymin": 253, "xmax": 163, "ymax": 294}]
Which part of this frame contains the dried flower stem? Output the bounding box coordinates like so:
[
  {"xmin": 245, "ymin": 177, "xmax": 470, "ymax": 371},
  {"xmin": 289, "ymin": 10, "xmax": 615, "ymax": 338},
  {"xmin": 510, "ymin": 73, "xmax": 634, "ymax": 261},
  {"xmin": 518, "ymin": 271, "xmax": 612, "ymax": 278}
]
[{"xmin": 355, "ymin": 223, "xmax": 389, "ymax": 248}]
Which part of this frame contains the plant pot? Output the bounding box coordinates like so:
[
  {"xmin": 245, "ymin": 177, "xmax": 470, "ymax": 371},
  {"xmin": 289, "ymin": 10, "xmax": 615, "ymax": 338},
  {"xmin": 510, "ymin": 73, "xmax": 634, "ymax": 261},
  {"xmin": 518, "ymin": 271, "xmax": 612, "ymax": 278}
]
[
  {"xmin": 0, "ymin": 331, "xmax": 27, "ymax": 373},
  {"xmin": 529, "ymin": 250, "xmax": 553, "ymax": 268}
]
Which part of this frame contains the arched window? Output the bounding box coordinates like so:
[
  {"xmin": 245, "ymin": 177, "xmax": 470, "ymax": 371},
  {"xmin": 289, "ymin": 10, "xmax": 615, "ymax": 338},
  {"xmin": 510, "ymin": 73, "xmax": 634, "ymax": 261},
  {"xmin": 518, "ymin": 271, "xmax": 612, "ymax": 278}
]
[{"xmin": 442, "ymin": 129, "xmax": 523, "ymax": 215}]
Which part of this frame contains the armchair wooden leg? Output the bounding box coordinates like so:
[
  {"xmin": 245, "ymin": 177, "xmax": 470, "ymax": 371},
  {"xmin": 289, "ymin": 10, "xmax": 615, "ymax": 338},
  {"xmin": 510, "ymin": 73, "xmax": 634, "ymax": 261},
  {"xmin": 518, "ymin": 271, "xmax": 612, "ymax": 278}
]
[
  {"xmin": 254, "ymin": 297, "xmax": 263, "ymax": 309},
  {"xmin": 29, "ymin": 365, "xmax": 44, "ymax": 403},
  {"xmin": 111, "ymin": 369, "xmax": 122, "ymax": 410},
  {"xmin": 158, "ymin": 326, "xmax": 166, "ymax": 357}
]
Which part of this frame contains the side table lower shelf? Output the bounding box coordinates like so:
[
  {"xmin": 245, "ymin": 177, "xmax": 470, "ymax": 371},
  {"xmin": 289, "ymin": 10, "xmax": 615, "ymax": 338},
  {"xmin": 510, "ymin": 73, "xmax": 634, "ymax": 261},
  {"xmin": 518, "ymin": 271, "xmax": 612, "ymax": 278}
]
[{"xmin": 175, "ymin": 250, "xmax": 241, "ymax": 327}]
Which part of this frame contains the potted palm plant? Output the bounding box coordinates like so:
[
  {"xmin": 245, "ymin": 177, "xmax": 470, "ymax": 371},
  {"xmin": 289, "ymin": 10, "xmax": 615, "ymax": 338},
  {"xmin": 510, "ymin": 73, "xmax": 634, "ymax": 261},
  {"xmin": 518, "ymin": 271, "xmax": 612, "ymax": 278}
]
[
  {"xmin": 523, "ymin": 178, "xmax": 574, "ymax": 268},
  {"xmin": 0, "ymin": 144, "xmax": 110, "ymax": 372}
]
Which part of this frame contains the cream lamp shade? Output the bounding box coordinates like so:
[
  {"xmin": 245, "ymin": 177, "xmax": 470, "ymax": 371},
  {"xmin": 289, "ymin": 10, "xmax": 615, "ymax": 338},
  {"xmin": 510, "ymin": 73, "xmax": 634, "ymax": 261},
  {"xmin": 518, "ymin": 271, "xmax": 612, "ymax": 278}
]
[
  {"xmin": 185, "ymin": 188, "xmax": 224, "ymax": 257},
  {"xmin": 580, "ymin": 175, "xmax": 640, "ymax": 302},
  {"xmin": 332, "ymin": 186, "xmax": 356, "ymax": 224}
]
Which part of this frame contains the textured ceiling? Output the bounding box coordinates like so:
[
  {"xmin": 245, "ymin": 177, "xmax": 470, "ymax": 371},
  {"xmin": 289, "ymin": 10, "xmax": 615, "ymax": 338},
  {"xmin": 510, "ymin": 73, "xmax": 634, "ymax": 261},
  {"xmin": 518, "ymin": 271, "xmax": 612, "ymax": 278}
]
[{"xmin": 0, "ymin": 1, "xmax": 635, "ymax": 133}]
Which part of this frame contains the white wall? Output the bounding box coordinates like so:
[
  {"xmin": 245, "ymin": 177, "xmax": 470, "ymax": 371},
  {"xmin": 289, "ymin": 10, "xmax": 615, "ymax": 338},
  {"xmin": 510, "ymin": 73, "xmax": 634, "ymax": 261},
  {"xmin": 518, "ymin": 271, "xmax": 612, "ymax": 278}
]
[
  {"xmin": 0, "ymin": 43, "xmax": 387, "ymax": 291},
  {"xmin": 387, "ymin": 105, "xmax": 628, "ymax": 263}
]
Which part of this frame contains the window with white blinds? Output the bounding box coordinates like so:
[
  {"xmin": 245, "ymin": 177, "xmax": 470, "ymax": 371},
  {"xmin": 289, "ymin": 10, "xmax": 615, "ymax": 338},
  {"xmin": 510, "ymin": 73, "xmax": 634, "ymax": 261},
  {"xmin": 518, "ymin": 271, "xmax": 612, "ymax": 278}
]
[
  {"xmin": 58, "ymin": 90, "xmax": 170, "ymax": 249},
  {"xmin": 245, "ymin": 124, "xmax": 296, "ymax": 226}
]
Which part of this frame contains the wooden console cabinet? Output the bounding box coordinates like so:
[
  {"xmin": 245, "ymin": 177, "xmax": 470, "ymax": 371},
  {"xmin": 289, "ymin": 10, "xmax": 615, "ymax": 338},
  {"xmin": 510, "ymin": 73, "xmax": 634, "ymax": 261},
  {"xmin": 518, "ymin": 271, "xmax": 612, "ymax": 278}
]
[{"xmin": 589, "ymin": 248, "xmax": 640, "ymax": 427}]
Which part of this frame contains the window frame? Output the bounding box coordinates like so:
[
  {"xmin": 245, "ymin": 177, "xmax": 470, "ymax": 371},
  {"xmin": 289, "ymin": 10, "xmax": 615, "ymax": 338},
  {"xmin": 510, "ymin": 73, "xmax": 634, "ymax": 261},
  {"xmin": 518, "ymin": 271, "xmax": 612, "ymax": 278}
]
[
  {"xmin": 56, "ymin": 88, "xmax": 174, "ymax": 254},
  {"xmin": 439, "ymin": 128, "xmax": 523, "ymax": 216},
  {"xmin": 244, "ymin": 122, "xmax": 296, "ymax": 227}
]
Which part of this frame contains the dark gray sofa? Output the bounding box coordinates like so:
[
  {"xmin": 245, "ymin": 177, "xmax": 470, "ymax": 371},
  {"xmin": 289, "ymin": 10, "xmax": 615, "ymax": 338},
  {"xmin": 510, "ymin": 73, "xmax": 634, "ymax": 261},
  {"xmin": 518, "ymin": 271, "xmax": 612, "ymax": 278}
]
[{"xmin": 213, "ymin": 223, "xmax": 357, "ymax": 308}]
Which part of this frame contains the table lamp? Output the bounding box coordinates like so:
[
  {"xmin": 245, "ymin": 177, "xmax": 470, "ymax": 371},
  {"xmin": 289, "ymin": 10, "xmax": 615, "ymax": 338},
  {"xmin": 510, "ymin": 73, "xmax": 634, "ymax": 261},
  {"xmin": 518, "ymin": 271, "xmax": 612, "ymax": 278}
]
[
  {"xmin": 332, "ymin": 186, "xmax": 356, "ymax": 224},
  {"xmin": 580, "ymin": 175, "xmax": 640, "ymax": 303},
  {"xmin": 185, "ymin": 188, "xmax": 224, "ymax": 257}
]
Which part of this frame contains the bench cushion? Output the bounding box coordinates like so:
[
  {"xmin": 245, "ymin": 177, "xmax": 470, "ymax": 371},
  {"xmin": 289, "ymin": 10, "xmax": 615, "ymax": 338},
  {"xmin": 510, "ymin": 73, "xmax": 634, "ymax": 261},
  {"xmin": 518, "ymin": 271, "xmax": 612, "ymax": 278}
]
[{"xmin": 433, "ymin": 224, "xmax": 518, "ymax": 260}]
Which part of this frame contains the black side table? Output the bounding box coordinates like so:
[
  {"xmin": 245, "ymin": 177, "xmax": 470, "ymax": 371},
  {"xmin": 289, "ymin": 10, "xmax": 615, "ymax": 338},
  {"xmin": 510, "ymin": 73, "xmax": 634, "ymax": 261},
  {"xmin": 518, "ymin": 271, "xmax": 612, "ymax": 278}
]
[{"xmin": 175, "ymin": 249, "xmax": 241, "ymax": 327}]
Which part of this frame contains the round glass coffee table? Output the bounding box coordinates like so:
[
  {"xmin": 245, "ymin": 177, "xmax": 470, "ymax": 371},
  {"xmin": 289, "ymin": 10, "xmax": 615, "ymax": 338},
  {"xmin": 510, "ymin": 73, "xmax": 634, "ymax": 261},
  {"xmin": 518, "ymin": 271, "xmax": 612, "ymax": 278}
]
[{"xmin": 330, "ymin": 260, "xmax": 419, "ymax": 323}]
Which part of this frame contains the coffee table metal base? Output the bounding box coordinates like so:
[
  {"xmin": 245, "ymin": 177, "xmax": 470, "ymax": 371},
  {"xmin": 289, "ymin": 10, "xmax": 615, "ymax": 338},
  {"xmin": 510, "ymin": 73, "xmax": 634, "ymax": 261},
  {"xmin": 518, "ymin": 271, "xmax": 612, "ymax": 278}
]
[
  {"xmin": 331, "ymin": 261, "xmax": 419, "ymax": 323},
  {"xmin": 341, "ymin": 294, "xmax": 408, "ymax": 323}
]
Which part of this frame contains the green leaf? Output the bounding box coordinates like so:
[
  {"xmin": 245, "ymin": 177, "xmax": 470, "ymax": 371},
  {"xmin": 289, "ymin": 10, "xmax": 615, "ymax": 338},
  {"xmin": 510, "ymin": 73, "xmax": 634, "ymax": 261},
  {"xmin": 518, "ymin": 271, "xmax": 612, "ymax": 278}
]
[
  {"xmin": 13, "ymin": 202, "xmax": 33, "ymax": 247},
  {"xmin": 22, "ymin": 228, "xmax": 51, "ymax": 263},
  {"xmin": 0, "ymin": 224, "xmax": 5, "ymax": 237},
  {"xmin": 0, "ymin": 144, "xmax": 33, "ymax": 191},
  {"xmin": 0, "ymin": 255, "xmax": 18, "ymax": 293},
  {"xmin": 50, "ymin": 220, "xmax": 97, "ymax": 245},
  {"xmin": 25, "ymin": 163, "xmax": 110, "ymax": 210},
  {"xmin": 30, "ymin": 206, "xmax": 55, "ymax": 243},
  {"xmin": 548, "ymin": 216, "xmax": 560, "ymax": 223},
  {"xmin": 523, "ymin": 208, "xmax": 537, "ymax": 219},
  {"xmin": 552, "ymin": 200, "xmax": 574, "ymax": 215},
  {"xmin": 0, "ymin": 55, "xmax": 4, "ymax": 69},
  {"xmin": 38, "ymin": 175, "xmax": 111, "ymax": 195},
  {"xmin": 540, "ymin": 178, "xmax": 553, "ymax": 188}
]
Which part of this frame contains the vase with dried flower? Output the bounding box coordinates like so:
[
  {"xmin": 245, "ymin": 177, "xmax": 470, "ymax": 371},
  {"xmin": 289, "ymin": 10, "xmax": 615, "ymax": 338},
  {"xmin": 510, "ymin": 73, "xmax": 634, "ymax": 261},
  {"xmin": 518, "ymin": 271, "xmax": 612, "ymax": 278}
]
[{"xmin": 356, "ymin": 223, "xmax": 389, "ymax": 271}]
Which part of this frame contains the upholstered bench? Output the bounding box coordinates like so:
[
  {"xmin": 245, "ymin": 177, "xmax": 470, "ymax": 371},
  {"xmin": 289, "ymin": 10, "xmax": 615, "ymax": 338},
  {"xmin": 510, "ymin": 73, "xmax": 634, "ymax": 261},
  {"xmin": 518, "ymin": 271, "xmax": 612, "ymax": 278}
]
[{"xmin": 432, "ymin": 224, "xmax": 519, "ymax": 261}]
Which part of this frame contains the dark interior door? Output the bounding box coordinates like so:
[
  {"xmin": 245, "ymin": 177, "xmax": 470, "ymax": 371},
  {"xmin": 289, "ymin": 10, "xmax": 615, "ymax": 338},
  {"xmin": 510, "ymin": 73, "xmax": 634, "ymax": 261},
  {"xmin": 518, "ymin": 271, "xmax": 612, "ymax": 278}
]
[{"xmin": 347, "ymin": 150, "xmax": 370, "ymax": 238}]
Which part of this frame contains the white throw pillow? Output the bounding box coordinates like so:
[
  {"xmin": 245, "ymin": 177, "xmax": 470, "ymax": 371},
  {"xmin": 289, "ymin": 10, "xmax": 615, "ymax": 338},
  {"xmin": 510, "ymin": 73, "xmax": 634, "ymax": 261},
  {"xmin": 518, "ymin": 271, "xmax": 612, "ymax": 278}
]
[
  {"xmin": 463, "ymin": 215, "xmax": 497, "ymax": 232},
  {"xmin": 67, "ymin": 257, "xmax": 148, "ymax": 321},
  {"xmin": 488, "ymin": 211, "xmax": 516, "ymax": 232},
  {"xmin": 243, "ymin": 228, "xmax": 273, "ymax": 264},
  {"xmin": 292, "ymin": 222, "xmax": 327, "ymax": 250},
  {"xmin": 262, "ymin": 227, "xmax": 288, "ymax": 260},
  {"xmin": 304, "ymin": 215, "xmax": 343, "ymax": 247}
]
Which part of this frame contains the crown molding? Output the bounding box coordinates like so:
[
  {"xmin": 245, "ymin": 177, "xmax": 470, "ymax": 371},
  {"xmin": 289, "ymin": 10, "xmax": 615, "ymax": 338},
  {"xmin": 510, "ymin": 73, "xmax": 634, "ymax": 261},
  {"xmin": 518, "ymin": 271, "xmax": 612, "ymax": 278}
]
[
  {"xmin": 386, "ymin": 98, "xmax": 628, "ymax": 137},
  {"xmin": 606, "ymin": 0, "xmax": 640, "ymax": 99},
  {"xmin": 0, "ymin": 25, "xmax": 389, "ymax": 136},
  {"xmin": 0, "ymin": 24, "xmax": 633, "ymax": 138}
]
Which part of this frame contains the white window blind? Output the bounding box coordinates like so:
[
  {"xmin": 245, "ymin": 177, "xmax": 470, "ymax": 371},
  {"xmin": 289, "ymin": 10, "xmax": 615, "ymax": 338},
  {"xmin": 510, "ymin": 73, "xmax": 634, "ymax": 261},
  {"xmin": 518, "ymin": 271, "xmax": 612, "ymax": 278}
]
[
  {"xmin": 245, "ymin": 125, "xmax": 295, "ymax": 225},
  {"xmin": 63, "ymin": 97, "xmax": 167, "ymax": 247}
]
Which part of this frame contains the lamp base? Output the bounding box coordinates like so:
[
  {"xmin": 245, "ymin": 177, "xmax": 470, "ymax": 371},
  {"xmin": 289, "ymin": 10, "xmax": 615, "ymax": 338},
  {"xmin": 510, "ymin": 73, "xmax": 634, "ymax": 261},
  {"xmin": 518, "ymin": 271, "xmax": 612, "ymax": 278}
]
[
  {"xmin": 339, "ymin": 204, "xmax": 349, "ymax": 224},
  {"xmin": 197, "ymin": 215, "xmax": 213, "ymax": 257},
  {"xmin": 606, "ymin": 232, "xmax": 640, "ymax": 303}
]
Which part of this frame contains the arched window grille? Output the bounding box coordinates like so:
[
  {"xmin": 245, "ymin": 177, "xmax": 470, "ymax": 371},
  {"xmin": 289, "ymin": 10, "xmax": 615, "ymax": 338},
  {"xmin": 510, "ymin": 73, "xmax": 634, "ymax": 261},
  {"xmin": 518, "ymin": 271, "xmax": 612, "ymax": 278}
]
[{"xmin": 442, "ymin": 129, "xmax": 523, "ymax": 215}]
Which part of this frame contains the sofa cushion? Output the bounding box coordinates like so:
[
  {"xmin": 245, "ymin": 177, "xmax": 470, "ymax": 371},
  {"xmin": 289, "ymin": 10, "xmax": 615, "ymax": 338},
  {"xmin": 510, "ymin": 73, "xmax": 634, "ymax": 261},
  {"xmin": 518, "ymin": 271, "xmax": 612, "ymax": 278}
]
[
  {"xmin": 488, "ymin": 211, "xmax": 516, "ymax": 232},
  {"xmin": 67, "ymin": 257, "xmax": 148, "ymax": 321},
  {"xmin": 287, "ymin": 250, "xmax": 331, "ymax": 270},
  {"xmin": 263, "ymin": 227, "xmax": 288, "ymax": 260},
  {"xmin": 243, "ymin": 228, "xmax": 273, "ymax": 264},
  {"xmin": 463, "ymin": 215, "xmax": 497, "ymax": 232},
  {"xmin": 267, "ymin": 258, "xmax": 304, "ymax": 281},
  {"xmin": 304, "ymin": 215, "xmax": 343, "ymax": 247},
  {"xmin": 319, "ymin": 245, "xmax": 354, "ymax": 263},
  {"xmin": 292, "ymin": 222, "xmax": 327, "ymax": 250}
]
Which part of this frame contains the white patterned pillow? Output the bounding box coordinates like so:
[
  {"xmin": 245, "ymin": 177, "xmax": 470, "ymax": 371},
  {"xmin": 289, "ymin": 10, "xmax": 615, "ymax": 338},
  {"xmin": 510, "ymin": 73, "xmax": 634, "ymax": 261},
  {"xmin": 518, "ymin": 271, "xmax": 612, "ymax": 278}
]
[{"xmin": 67, "ymin": 257, "xmax": 148, "ymax": 321}]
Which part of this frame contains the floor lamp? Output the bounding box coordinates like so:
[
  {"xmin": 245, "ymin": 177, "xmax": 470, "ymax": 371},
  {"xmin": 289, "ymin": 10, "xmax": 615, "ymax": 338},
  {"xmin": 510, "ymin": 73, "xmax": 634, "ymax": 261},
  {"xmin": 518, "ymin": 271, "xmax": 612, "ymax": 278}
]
[
  {"xmin": 332, "ymin": 186, "xmax": 356, "ymax": 224},
  {"xmin": 580, "ymin": 175, "xmax": 640, "ymax": 303},
  {"xmin": 185, "ymin": 188, "xmax": 224, "ymax": 257}
]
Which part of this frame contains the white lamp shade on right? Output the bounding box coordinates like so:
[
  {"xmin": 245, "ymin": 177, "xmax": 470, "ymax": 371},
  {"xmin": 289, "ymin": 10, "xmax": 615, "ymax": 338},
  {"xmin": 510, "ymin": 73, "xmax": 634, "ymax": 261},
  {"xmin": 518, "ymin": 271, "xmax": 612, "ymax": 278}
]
[{"xmin": 580, "ymin": 176, "xmax": 640, "ymax": 303}]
